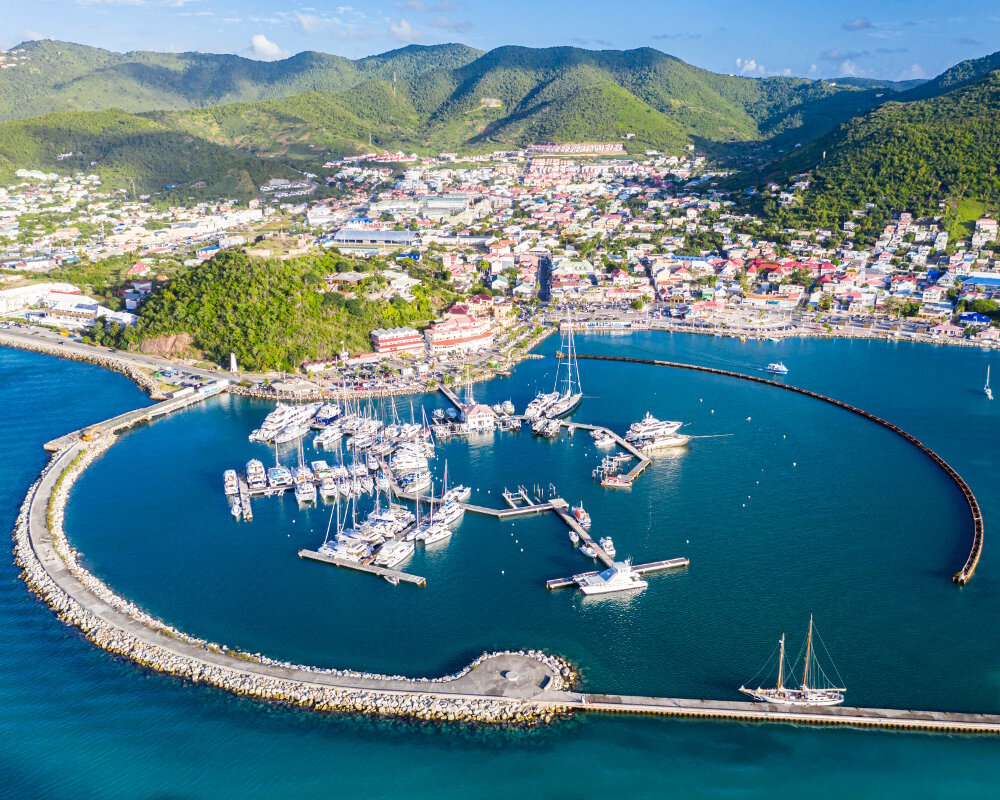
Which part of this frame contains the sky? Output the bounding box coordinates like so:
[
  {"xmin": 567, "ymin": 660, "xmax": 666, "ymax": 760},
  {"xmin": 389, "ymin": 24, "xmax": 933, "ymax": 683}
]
[{"xmin": 3, "ymin": 0, "xmax": 1000, "ymax": 81}]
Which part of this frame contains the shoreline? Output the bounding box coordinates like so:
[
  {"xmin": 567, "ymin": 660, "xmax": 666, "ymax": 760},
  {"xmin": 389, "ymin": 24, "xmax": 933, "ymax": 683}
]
[{"xmin": 12, "ymin": 435, "xmax": 577, "ymax": 725}]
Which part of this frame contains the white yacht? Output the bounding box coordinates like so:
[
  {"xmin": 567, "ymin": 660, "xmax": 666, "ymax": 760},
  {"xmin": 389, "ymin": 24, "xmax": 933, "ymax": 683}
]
[
  {"xmin": 637, "ymin": 432, "xmax": 691, "ymax": 454},
  {"xmin": 318, "ymin": 478, "xmax": 339, "ymax": 502},
  {"xmin": 230, "ymin": 500, "xmax": 241, "ymax": 518},
  {"xmin": 591, "ymin": 428, "xmax": 617, "ymax": 449},
  {"xmin": 545, "ymin": 311, "xmax": 584, "ymax": 418},
  {"xmin": 625, "ymin": 413, "xmax": 683, "ymax": 444},
  {"xmin": 765, "ymin": 362, "xmax": 789, "ymax": 375},
  {"xmin": 374, "ymin": 540, "xmax": 415, "ymax": 569},
  {"xmin": 314, "ymin": 425, "xmax": 343, "ymax": 449},
  {"xmin": 223, "ymin": 469, "xmax": 239, "ymax": 496},
  {"xmin": 739, "ymin": 615, "xmax": 845, "ymax": 706},
  {"xmin": 419, "ymin": 520, "xmax": 452, "ymax": 546},
  {"xmin": 524, "ymin": 391, "xmax": 559, "ymax": 421},
  {"xmin": 311, "ymin": 460, "xmax": 333, "ymax": 481},
  {"xmin": 986, "ymin": 365, "xmax": 993, "ymax": 401},
  {"xmin": 245, "ymin": 459, "xmax": 267, "ymax": 489},
  {"xmin": 577, "ymin": 559, "xmax": 647, "ymax": 596},
  {"xmin": 295, "ymin": 480, "xmax": 317, "ymax": 506},
  {"xmin": 599, "ymin": 536, "xmax": 616, "ymax": 557}
]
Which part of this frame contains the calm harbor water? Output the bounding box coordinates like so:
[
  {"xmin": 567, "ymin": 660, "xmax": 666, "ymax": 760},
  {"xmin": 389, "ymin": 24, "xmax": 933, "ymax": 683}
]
[{"xmin": 2, "ymin": 335, "xmax": 999, "ymax": 798}]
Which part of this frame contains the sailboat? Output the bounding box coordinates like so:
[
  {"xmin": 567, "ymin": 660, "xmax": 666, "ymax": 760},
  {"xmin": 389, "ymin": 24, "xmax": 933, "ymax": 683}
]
[
  {"xmin": 545, "ymin": 311, "xmax": 584, "ymax": 418},
  {"xmin": 739, "ymin": 615, "xmax": 846, "ymax": 706},
  {"xmin": 986, "ymin": 365, "xmax": 993, "ymax": 401}
]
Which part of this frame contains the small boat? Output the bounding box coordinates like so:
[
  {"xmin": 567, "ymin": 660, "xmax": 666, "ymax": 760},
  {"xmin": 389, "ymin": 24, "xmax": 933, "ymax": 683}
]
[
  {"xmin": 230, "ymin": 501, "xmax": 241, "ymax": 518},
  {"xmin": 765, "ymin": 362, "xmax": 789, "ymax": 375},
  {"xmin": 580, "ymin": 544, "xmax": 597, "ymax": 558},
  {"xmin": 986, "ymin": 365, "xmax": 993, "ymax": 401},
  {"xmin": 384, "ymin": 575, "xmax": 400, "ymax": 586},
  {"xmin": 739, "ymin": 615, "xmax": 845, "ymax": 706},
  {"xmin": 569, "ymin": 529, "xmax": 580, "ymax": 545},
  {"xmin": 572, "ymin": 502, "xmax": 591, "ymax": 528},
  {"xmin": 599, "ymin": 536, "xmax": 616, "ymax": 557},
  {"xmin": 223, "ymin": 469, "xmax": 239, "ymax": 496},
  {"xmin": 577, "ymin": 559, "xmax": 647, "ymax": 596}
]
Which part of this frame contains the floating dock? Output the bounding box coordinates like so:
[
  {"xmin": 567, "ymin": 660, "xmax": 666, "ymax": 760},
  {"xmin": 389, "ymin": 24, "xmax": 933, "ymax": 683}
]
[
  {"xmin": 298, "ymin": 549, "xmax": 426, "ymax": 586},
  {"xmin": 546, "ymin": 558, "xmax": 690, "ymax": 589},
  {"xmin": 237, "ymin": 475, "xmax": 253, "ymax": 521}
]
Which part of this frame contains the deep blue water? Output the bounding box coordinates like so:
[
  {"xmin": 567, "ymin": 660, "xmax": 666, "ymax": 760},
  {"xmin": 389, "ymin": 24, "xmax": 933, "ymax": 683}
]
[{"xmin": 2, "ymin": 336, "xmax": 999, "ymax": 798}]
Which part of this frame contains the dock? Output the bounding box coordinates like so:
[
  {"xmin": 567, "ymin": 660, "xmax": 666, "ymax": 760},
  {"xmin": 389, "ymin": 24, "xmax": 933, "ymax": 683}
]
[
  {"xmin": 552, "ymin": 420, "xmax": 652, "ymax": 485},
  {"xmin": 237, "ymin": 475, "xmax": 253, "ymax": 521},
  {"xmin": 461, "ymin": 501, "xmax": 558, "ymax": 519},
  {"xmin": 438, "ymin": 385, "xmax": 464, "ymax": 410},
  {"xmin": 298, "ymin": 549, "xmax": 426, "ymax": 586},
  {"xmin": 550, "ymin": 501, "xmax": 614, "ymax": 567},
  {"xmin": 546, "ymin": 558, "xmax": 689, "ymax": 589}
]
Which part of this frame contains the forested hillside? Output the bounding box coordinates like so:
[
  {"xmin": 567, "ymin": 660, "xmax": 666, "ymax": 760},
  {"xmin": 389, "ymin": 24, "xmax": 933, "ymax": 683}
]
[{"xmin": 99, "ymin": 250, "xmax": 452, "ymax": 371}]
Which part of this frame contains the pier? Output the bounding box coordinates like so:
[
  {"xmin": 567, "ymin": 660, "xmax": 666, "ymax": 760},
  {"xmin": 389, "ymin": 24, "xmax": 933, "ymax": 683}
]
[
  {"xmin": 236, "ymin": 476, "xmax": 253, "ymax": 521},
  {"xmin": 576, "ymin": 354, "xmax": 985, "ymax": 585},
  {"xmin": 298, "ymin": 549, "xmax": 426, "ymax": 586},
  {"xmin": 438, "ymin": 385, "xmax": 464, "ymax": 410},
  {"xmin": 550, "ymin": 420, "xmax": 653, "ymax": 485},
  {"xmin": 546, "ymin": 558, "xmax": 690, "ymax": 589}
]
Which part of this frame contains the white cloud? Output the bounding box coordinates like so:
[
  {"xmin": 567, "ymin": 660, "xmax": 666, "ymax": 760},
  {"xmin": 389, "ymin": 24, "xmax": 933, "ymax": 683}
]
[
  {"xmin": 389, "ymin": 18, "xmax": 423, "ymax": 43},
  {"xmin": 839, "ymin": 59, "xmax": 859, "ymax": 76},
  {"xmin": 898, "ymin": 63, "xmax": 927, "ymax": 80},
  {"xmin": 245, "ymin": 33, "xmax": 287, "ymax": 60},
  {"xmin": 808, "ymin": 63, "xmax": 818, "ymax": 75},
  {"xmin": 295, "ymin": 12, "xmax": 323, "ymax": 33},
  {"xmin": 735, "ymin": 57, "xmax": 767, "ymax": 76}
]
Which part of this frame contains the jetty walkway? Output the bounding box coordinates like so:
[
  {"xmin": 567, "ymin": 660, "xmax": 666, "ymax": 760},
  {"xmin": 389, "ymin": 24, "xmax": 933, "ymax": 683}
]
[{"xmin": 575, "ymin": 354, "xmax": 984, "ymax": 585}]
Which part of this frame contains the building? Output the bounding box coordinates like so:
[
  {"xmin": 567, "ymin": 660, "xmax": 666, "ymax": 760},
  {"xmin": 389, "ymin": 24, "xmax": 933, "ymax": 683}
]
[
  {"xmin": 423, "ymin": 315, "xmax": 494, "ymax": 353},
  {"xmin": 331, "ymin": 229, "xmax": 417, "ymax": 249},
  {"xmin": 462, "ymin": 403, "xmax": 497, "ymax": 432},
  {"xmin": 370, "ymin": 326, "xmax": 425, "ymax": 355}
]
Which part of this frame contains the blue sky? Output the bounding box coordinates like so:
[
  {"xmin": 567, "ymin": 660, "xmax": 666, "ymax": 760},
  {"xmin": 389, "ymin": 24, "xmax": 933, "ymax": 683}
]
[{"xmin": 4, "ymin": 0, "xmax": 999, "ymax": 81}]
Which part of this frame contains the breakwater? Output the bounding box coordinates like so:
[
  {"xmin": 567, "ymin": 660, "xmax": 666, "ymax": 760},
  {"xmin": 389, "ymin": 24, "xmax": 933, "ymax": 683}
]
[{"xmin": 575, "ymin": 354, "xmax": 984, "ymax": 585}]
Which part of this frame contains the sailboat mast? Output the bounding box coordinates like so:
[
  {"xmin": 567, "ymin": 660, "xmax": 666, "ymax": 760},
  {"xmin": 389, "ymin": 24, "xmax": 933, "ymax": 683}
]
[
  {"xmin": 802, "ymin": 615, "xmax": 814, "ymax": 690},
  {"xmin": 777, "ymin": 633, "xmax": 785, "ymax": 691}
]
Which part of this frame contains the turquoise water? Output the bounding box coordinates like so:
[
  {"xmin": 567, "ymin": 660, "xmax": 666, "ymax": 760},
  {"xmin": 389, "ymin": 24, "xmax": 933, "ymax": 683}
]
[{"xmin": 3, "ymin": 337, "xmax": 999, "ymax": 798}]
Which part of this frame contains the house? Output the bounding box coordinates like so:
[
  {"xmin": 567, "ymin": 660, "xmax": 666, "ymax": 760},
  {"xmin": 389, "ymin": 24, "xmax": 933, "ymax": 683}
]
[{"xmin": 126, "ymin": 260, "xmax": 150, "ymax": 277}]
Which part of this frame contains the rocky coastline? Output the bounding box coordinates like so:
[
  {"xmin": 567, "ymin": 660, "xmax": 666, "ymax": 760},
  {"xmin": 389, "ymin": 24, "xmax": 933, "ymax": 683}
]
[{"xmin": 11, "ymin": 436, "xmax": 577, "ymax": 726}]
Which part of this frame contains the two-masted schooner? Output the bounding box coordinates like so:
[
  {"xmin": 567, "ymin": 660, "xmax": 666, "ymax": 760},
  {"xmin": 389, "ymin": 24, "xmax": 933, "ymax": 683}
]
[{"xmin": 739, "ymin": 615, "xmax": 846, "ymax": 706}]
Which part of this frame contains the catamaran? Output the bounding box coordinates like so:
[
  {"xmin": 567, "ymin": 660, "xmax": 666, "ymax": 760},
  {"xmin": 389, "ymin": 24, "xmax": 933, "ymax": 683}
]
[
  {"xmin": 986, "ymin": 365, "xmax": 993, "ymax": 401},
  {"xmin": 739, "ymin": 615, "xmax": 845, "ymax": 706}
]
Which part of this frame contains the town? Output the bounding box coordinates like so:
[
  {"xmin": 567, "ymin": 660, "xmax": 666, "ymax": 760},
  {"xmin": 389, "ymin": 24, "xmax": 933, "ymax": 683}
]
[{"xmin": 2, "ymin": 145, "xmax": 1000, "ymax": 396}]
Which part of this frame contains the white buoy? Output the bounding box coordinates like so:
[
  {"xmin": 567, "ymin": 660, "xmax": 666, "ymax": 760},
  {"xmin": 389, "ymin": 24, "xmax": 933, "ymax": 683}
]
[
  {"xmin": 793, "ymin": 462, "xmax": 797, "ymax": 467},
  {"xmin": 742, "ymin": 503, "xmax": 746, "ymax": 507},
  {"xmin": 501, "ymin": 570, "xmax": 504, "ymax": 575},
  {"xmin": 520, "ymin": 548, "xmax": 523, "ymax": 552},
  {"xmin": 711, "ymin": 409, "xmax": 715, "ymax": 414},
  {"xmin": 746, "ymin": 416, "xmax": 751, "ymax": 421},
  {"xmin": 686, "ymin": 539, "xmax": 689, "ymax": 544}
]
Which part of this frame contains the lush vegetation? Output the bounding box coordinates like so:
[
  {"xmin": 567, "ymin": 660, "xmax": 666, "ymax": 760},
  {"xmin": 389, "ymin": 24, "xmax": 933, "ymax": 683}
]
[
  {"xmin": 0, "ymin": 109, "xmax": 300, "ymax": 198},
  {"xmin": 0, "ymin": 40, "xmax": 483, "ymax": 121},
  {"xmin": 96, "ymin": 249, "xmax": 453, "ymax": 371},
  {"xmin": 748, "ymin": 72, "xmax": 1000, "ymax": 241}
]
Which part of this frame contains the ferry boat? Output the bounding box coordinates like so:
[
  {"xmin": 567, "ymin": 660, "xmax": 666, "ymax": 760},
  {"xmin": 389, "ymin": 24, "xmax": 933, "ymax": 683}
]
[
  {"xmin": 223, "ymin": 469, "xmax": 239, "ymax": 496},
  {"xmin": 577, "ymin": 559, "xmax": 647, "ymax": 596},
  {"xmin": 572, "ymin": 502, "xmax": 592, "ymax": 528},
  {"xmin": 245, "ymin": 459, "xmax": 267, "ymax": 489},
  {"xmin": 739, "ymin": 615, "xmax": 845, "ymax": 706},
  {"xmin": 765, "ymin": 362, "xmax": 789, "ymax": 375},
  {"xmin": 599, "ymin": 536, "xmax": 616, "ymax": 557},
  {"xmin": 986, "ymin": 365, "xmax": 993, "ymax": 401}
]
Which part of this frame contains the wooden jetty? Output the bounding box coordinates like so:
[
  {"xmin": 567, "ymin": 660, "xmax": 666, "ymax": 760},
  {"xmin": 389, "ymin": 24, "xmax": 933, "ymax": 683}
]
[
  {"xmin": 575, "ymin": 353, "xmax": 985, "ymax": 586},
  {"xmin": 461, "ymin": 501, "xmax": 558, "ymax": 519},
  {"xmin": 546, "ymin": 557, "xmax": 689, "ymax": 590},
  {"xmin": 298, "ymin": 549, "xmax": 426, "ymax": 586},
  {"xmin": 553, "ymin": 419, "xmax": 652, "ymax": 485}
]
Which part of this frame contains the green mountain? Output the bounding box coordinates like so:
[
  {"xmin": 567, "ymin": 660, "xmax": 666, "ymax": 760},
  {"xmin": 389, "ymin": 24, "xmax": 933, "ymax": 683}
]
[
  {"xmin": 0, "ymin": 40, "xmax": 483, "ymax": 121},
  {"xmin": 901, "ymin": 51, "xmax": 1000, "ymax": 101},
  {"xmin": 749, "ymin": 70, "xmax": 1000, "ymax": 240},
  {"xmin": 0, "ymin": 109, "xmax": 299, "ymax": 198},
  {"xmin": 151, "ymin": 45, "xmax": 888, "ymax": 164}
]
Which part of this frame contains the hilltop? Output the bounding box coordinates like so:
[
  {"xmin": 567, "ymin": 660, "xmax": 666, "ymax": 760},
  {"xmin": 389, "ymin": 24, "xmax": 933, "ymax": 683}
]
[
  {"xmin": 0, "ymin": 40, "xmax": 482, "ymax": 121},
  {"xmin": 749, "ymin": 70, "xmax": 1000, "ymax": 240}
]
